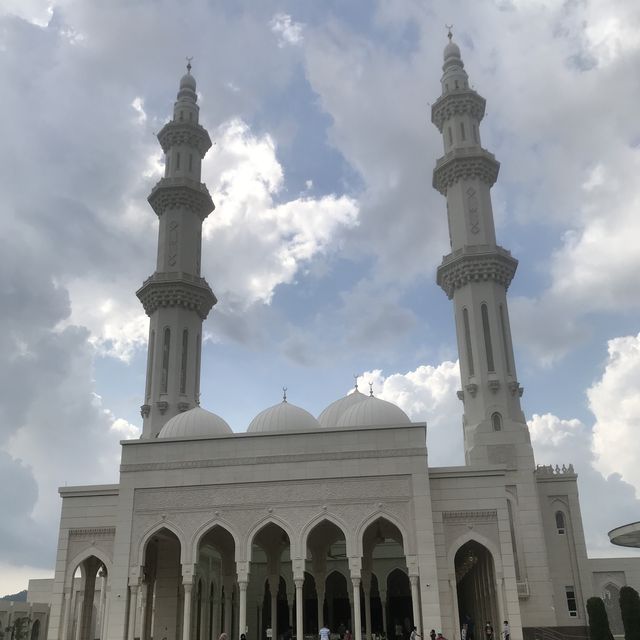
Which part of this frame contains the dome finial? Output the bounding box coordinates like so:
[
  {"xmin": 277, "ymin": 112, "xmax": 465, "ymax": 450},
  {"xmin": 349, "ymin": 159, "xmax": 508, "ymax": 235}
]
[
  {"xmin": 445, "ymin": 24, "xmax": 453, "ymax": 41},
  {"xmin": 282, "ymin": 386, "xmax": 288, "ymax": 403},
  {"xmin": 369, "ymin": 381, "xmax": 374, "ymax": 397},
  {"xmin": 353, "ymin": 374, "xmax": 359, "ymax": 391},
  {"xmin": 186, "ymin": 56, "xmax": 193, "ymax": 74}
]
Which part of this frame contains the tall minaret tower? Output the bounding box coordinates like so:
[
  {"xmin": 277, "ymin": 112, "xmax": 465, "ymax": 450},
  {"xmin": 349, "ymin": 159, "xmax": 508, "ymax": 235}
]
[
  {"xmin": 137, "ymin": 62, "xmax": 216, "ymax": 439},
  {"xmin": 432, "ymin": 33, "xmax": 534, "ymax": 469}
]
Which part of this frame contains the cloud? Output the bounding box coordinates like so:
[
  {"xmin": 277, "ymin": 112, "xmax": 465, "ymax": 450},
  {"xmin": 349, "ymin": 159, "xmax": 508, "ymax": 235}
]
[{"xmin": 270, "ymin": 13, "xmax": 304, "ymax": 47}]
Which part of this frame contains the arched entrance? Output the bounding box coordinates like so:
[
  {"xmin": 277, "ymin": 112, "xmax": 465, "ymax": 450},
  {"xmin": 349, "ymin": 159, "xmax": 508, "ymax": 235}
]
[
  {"xmin": 325, "ymin": 571, "xmax": 350, "ymax": 633},
  {"xmin": 363, "ymin": 518, "xmax": 410, "ymax": 640},
  {"xmin": 143, "ymin": 528, "xmax": 183, "ymax": 640},
  {"xmin": 454, "ymin": 541, "xmax": 498, "ymax": 638},
  {"xmin": 68, "ymin": 556, "xmax": 107, "ymax": 640}
]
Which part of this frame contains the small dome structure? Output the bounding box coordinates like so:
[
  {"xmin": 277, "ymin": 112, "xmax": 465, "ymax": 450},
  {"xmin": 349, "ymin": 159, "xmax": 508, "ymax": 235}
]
[
  {"xmin": 158, "ymin": 406, "xmax": 232, "ymax": 438},
  {"xmin": 318, "ymin": 389, "xmax": 367, "ymax": 427},
  {"xmin": 248, "ymin": 400, "xmax": 320, "ymax": 433},
  {"xmin": 444, "ymin": 40, "xmax": 461, "ymax": 60},
  {"xmin": 336, "ymin": 395, "xmax": 411, "ymax": 428},
  {"xmin": 180, "ymin": 72, "xmax": 196, "ymax": 91}
]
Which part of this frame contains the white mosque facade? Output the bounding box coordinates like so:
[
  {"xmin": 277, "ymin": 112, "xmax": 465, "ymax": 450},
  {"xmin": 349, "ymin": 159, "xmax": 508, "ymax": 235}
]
[{"xmin": 41, "ymin": 39, "xmax": 640, "ymax": 640}]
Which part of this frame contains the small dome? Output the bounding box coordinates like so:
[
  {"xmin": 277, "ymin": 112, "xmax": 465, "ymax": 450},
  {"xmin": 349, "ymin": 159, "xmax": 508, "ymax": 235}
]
[
  {"xmin": 336, "ymin": 395, "xmax": 411, "ymax": 428},
  {"xmin": 180, "ymin": 72, "xmax": 197, "ymax": 91},
  {"xmin": 158, "ymin": 406, "xmax": 232, "ymax": 438},
  {"xmin": 444, "ymin": 40, "xmax": 461, "ymax": 61},
  {"xmin": 318, "ymin": 390, "xmax": 367, "ymax": 427},
  {"xmin": 248, "ymin": 400, "xmax": 320, "ymax": 433}
]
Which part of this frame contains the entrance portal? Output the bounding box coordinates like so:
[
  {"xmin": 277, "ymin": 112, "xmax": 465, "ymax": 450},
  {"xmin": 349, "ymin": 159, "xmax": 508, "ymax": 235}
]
[{"xmin": 454, "ymin": 541, "xmax": 498, "ymax": 638}]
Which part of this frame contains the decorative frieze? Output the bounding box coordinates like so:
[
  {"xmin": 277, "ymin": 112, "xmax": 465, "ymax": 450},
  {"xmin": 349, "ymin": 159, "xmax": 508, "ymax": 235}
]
[
  {"xmin": 69, "ymin": 527, "xmax": 116, "ymax": 538},
  {"xmin": 147, "ymin": 177, "xmax": 214, "ymax": 220},
  {"xmin": 156, "ymin": 401, "xmax": 169, "ymax": 415},
  {"xmin": 157, "ymin": 121, "xmax": 212, "ymax": 157},
  {"xmin": 442, "ymin": 509, "xmax": 497, "ymax": 522},
  {"xmin": 437, "ymin": 247, "xmax": 518, "ymax": 299},
  {"xmin": 178, "ymin": 401, "xmax": 191, "ymax": 412},
  {"xmin": 431, "ymin": 89, "xmax": 486, "ymax": 132},
  {"xmin": 136, "ymin": 272, "xmax": 216, "ymax": 319},
  {"xmin": 535, "ymin": 463, "xmax": 576, "ymax": 477},
  {"xmin": 433, "ymin": 148, "xmax": 500, "ymax": 195}
]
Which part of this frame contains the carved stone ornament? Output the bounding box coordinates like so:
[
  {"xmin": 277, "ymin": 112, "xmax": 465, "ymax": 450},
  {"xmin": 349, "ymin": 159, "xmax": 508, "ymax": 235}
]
[
  {"xmin": 437, "ymin": 246, "xmax": 518, "ymax": 299},
  {"xmin": 157, "ymin": 121, "xmax": 212, "ymax": 157},
  {"xmin": 431, "ymin": 89, "xmax": 486, "ymax": 132},
  {"xmin": 156, "ymin": 401, "xmax": 169, "ymax": 415},
  {"xmin": 432, "ymin": 148, "xmax": 500, "ymax": 195},
  {"xmin": 508, "ymin": 381, "xmax": 524, "ymax": 397},
  {"xmin": 488, "ymin": 379, "xmax": 500, "ymax": 393},
  {"xmin": 148, "ymin": 177, "xmax": 214, "ymax": 221},
  {"xmin": 167, "ymin": 221, "xmax": 179, "ymax": 267},
  {"xmin": 442, "ymin": 509, "xmax": 497, "ymax": 522},
  {"xmin": 137, "ymin": 272, "xmax": 216, "ymax": 319},
  {"xmin": 140, "ymin": 404, "xmax": 151, "ymax": 418},
  {"xmin": 456, "ymin": 390, "xmax": 464, "ymax": 401},
  {"xmin": 465, "ymin": 383, "xmax": 478, "ymax": 397},
  {"xmin": 466, "ymin": 186, "xmax": 480, "ymax": 235},
  {"xmin": 178, "ymin": 401, "xmax": 190, "ymax": 412},
  {"xmin": 69, "ymin": 527, "xmax": 116, "ymax": 538}
]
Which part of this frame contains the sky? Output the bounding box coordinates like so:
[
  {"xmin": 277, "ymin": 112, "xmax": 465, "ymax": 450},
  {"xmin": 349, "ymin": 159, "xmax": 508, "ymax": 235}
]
[{"xmin": 1, "ymin": 0, "xmax": 640, "ymax": 596}]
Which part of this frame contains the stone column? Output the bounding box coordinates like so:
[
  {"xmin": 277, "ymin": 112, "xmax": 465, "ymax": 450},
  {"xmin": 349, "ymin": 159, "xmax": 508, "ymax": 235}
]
[
  {"xmin": 287, "ymin": 589, "xmax": 294, "ymax": 628},
  {"xmin": 316, "ymin": 578, "xmax": 325, "ymax": 631},
  {"xmin": 224, "ymin": 585, "xmax": 233, "ymax": 637},
  {"xmin": 75, "ymin": 594, "xmax": 84, "ymax": 640},
  {"xmin": 239, "ymin": 581, "xmax": 248, "ymax": 640},
  {"xmin": 362, "ymin": 574, "xmax": 371, "ymax": 640},
  {"xmin": 351, "ymin": 579, "xmax": 362, "ymax": 640},
  {"xmin": 139, "ymin": 580, "xmax": 149, "ymax": 640},
  {"xmin": 294, "ymin": 579, "xmax": 304, "ymax": 640},
  {"xmin": 379, "ymin": 588, "xmax": 387, "ymax": 638},
  {"xmin": 61, "ymin": 588, "xmax": 73, "ymax": 640},
  {"xmin": 127, "ymin": 585, "xmax": 139, "ymax": 640},
  {"xmin": 98, "ymin": 572, "xmax": 107, "ymax": 640},
  {"xmin": 409, "ymin": 576, "xmax": 421, "ymax": 637},
  {"xmin": 268, "ymin": 576, "xmax": 279, "ymax": 640},
  {"xmin": 257, "ymin": 602, "xmax": 262, "ymax": 640},
  {"xmin": 183, "ymin": 582, "xmax": 194, "ymax": 640}
]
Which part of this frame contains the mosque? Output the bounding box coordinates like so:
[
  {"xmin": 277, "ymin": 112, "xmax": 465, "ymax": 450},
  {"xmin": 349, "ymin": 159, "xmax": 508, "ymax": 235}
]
[{"xmin": 42, "ymin": 35, "xmax": 640, "ymax": 640}]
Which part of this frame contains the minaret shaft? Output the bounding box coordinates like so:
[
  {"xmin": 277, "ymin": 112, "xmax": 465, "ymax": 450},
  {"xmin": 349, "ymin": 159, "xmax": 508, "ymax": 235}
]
[
  {"xmin": 138, "ymin": 67, "xmax": 215, "ymax": 438},
  {"xmin": 432, "ymin": 39, "xmax": 532, "ymax": 468}
]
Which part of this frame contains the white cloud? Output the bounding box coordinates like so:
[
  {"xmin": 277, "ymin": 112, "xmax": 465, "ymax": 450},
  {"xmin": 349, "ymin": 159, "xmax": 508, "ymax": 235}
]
[
  {"xmin": 590, "ymin": 333, "xmax": 640, "ymax": 495},
  {"xmin": 270, "ymin": 13, "xmax": 304, "ymax": 47}
]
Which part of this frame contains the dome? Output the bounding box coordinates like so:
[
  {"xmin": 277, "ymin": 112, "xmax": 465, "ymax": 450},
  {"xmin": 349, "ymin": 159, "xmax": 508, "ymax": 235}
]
[
  {"xmin": 180, "ymin": 72, "xmax": 197, "ymax": 91},
  {"xmin": 318, "ymin": 389, "xmax": 367, "ymax": 427},
  {"xmin": 158, "ymin": 406, "xmax": 232, "ymax": 438},
  {"xmin": 248, "ymin": 400, "xmax": 320, "ymax": 433},
  {"xmin": 336, "ymin": 395, "xmax": 411, "ymax": 428},
  {"xmin": 444, "ymin": 40, "xmax": 461, "ymax": 61}
]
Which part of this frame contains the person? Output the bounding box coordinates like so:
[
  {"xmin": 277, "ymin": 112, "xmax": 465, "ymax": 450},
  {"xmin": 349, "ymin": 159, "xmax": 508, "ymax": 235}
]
[
  {"xmin": 338, "ymin": 623, "xmax": 346, "ymax": 639},
  {"xmin": 219, "ymin": 635, "xmax": 228, "ymax": 640},
  {"xmin": 485, "ymin": 622, "xmax": 493, "ymax": 640},
  {"xmin": 395, "ymin": 622, "xmax": 403, "ymax": 640},
  {"xmin": 345, "ymin": 631, "xmax": 352, "ymax": 640},
  {"xmin": 430, "ymin": 630, "xmax": 436, "ymax": 640},
  {"xmin": 436, "ymin": 633, "xmax": 447, "ymax": 640},
  {"xmin": 241, "ymin": 635, "xmax": 247, "ymax": 640},
  {"xmin": 461, "ymin": 624, "xmax": 468, "ymax": 640},
  {"xmin": 502, "ymin": 622, "xmax": 510, "ymax": 640},
  {"xmin": 320, "ymin": 624, "xmax": 331, "ymax": 640},
  {"xmin": 410, "ymin": 627, "xmax": 421, "ymax": 640}
]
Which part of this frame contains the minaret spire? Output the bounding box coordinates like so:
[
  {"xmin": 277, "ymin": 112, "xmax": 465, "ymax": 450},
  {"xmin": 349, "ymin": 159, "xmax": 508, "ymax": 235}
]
[
  {"xmin": 137, "ymin": 64, "xmax": 216, "ymax": 438},
  {"xmin": 431, "ymin": 36, "xmax": 532, "ymax": 468}
]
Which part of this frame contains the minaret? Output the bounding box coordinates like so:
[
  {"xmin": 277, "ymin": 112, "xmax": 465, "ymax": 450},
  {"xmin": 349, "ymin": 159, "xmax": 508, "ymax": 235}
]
[
  {"xmin": 137, "ymin": 62, "xmax": 216, "ymax": 438},
  {"xmin": 432, "ymin": 33, "xmax": 533, "ymax": 468}
]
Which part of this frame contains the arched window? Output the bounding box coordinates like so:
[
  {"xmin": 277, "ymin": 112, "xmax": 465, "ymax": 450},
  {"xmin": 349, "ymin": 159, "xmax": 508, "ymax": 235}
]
[
  {"xmin": 175, "ymin": 152, "xmax": 181, "ymax": 170},
  {"xmin": 499, "ymin": 305, "xmax": 512, "ymax": 375},
  {"xmin": 481, "ymin": 304, "xmax": 495, "ymax": 372},
  {"xmin": 161, "ymin": 328, "xmax": 170, "ymax": 394},
  {"xmin": 460, "ymin": 121, "xmax": 466, "ymax": 141},
  {"xmin": 555, "ymin": 510, "xmax": 566, "ymax": 534},
  {"xmin": 145, "ymin": 329, "xmax": 155, "ymax": 400},
  {"xmin": 180, "ymin": 329, "xmax": 188, "ymax": 395},
  {"xmin": 448, "ymin": 126, "xmax": 453, "ymax": 147},
  {"xmin": 492, "ymin": 412, "xmax": 502, "ymax": 431},
  {"xmin": 507, "ymin": 500, "xmax": 520, "ymax": 579},
  {"xmin": 463, "ymin": 308, "xmax": 475, "ymax": 376}
]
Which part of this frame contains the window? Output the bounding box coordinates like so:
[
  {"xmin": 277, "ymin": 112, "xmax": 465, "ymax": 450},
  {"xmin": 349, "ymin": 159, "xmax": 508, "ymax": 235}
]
[
  {"xmin": 556, "ymin": 511, "xmax": 566, "ymax": 534},
  {"xmin": 145, "ymin": 329, "xmax": 155, "ymax": 400},
  {"xmin": 455, "ymin": 79, "xmax": 459, "ymax": 89},
  {"xmin": 161, "ymin": 328, "xmax": 170, "ymax": 394},
  {"xmin": 463, "ymin": 308, "xmax": 475, "ymax": 376},
  {"xmin": 481, "ymin": 304, "xmax": 495, "ymax": 372},
  {"xmin": 565, "ymin": 586, "xmax": 578, "ymax": 617},
  {"xmin": 507, "ymin": 500, "xmax": 520, "ymax": 580},
  {"xmin": 448, "ymin": 127, "xmax": 453, "ymax": 146},
  {"xmin": 499, "ymin": 305, "xmax": 512, "ymax": 375},
  {"xmin": 473, "ymin": 124, "xmax": 479, "ymax": 143},
  {"xmin": 180, "ymin": 329, "xmax": 188, "ymax": 394},
  {"xmin": 460, "ymin": 121, "xmax": 466, "ymax": 141},
  {"xmin": 175, "ymin": 152, "xmax": 181, "ymax": 170},
  {"xmin": 492, "ymin": 412, "xmax": 502, "ymax": 431}
]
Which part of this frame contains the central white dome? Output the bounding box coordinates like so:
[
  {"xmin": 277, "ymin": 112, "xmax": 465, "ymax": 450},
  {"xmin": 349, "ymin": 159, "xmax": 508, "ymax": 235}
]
[
  {"xmin": 318, "ymin": 389, "xmax": 367, "ymax": 427},
  {"xmin": 248, "ymin": 400, "xmax": 320, "ymax": 433},
  {"xmin": 336, "ymin": 395, "xmax": 411, "ymax": 428},
  {"xmin": 158, "ymin": 406, "xmax": 232, "ymax": 438}
]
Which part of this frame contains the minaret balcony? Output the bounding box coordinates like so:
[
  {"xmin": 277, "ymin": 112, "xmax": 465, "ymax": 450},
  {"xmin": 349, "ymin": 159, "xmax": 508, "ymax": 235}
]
[
  {"xmin": 431, "ymin": 89, "xmax": 486, "ymax": 132},
  {"xmin": 136, "ymin": 271, "xmax": 217, "ymax": 319},
  {"xmin": 437, "ymin": 245, "xmax": 518, "ymax": 299},
  {"xmin": 148, "ymin": 177, "xmax": 214, "ymax": 220},
  {"xmin": 433, "ymin": 147, "xmax": 499, "ymax": 195},
  {"xmin": 157, "ymin": 121, "xmax": 212, "ymax": 157}
]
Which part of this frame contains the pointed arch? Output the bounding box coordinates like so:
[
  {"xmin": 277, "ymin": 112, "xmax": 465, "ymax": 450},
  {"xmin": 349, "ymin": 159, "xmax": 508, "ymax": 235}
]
[
  {"xmin": 446, "ymin": 530, "xmax": 503, "ymax": 576},
  {"xmin": 137, "ymin": 520, "xmax": 187, "ymax": 566},
  {"xmin": 355, "ymin": 510, "xmax": 412, "ymax": 556},
  {"xmin": 245, "ymin": 514, "xmax": 297, "ymax": 561},
  {"xmin": 191, "ymin": 517, "xmax": 241, "ymax": 564},
  {"xmin": 65, "ymin": 547, "xmax": 112, "ymax": 589},
  {"xmin": 299, "ymin": 512, "xmax": 352, "ymax": 559}
]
